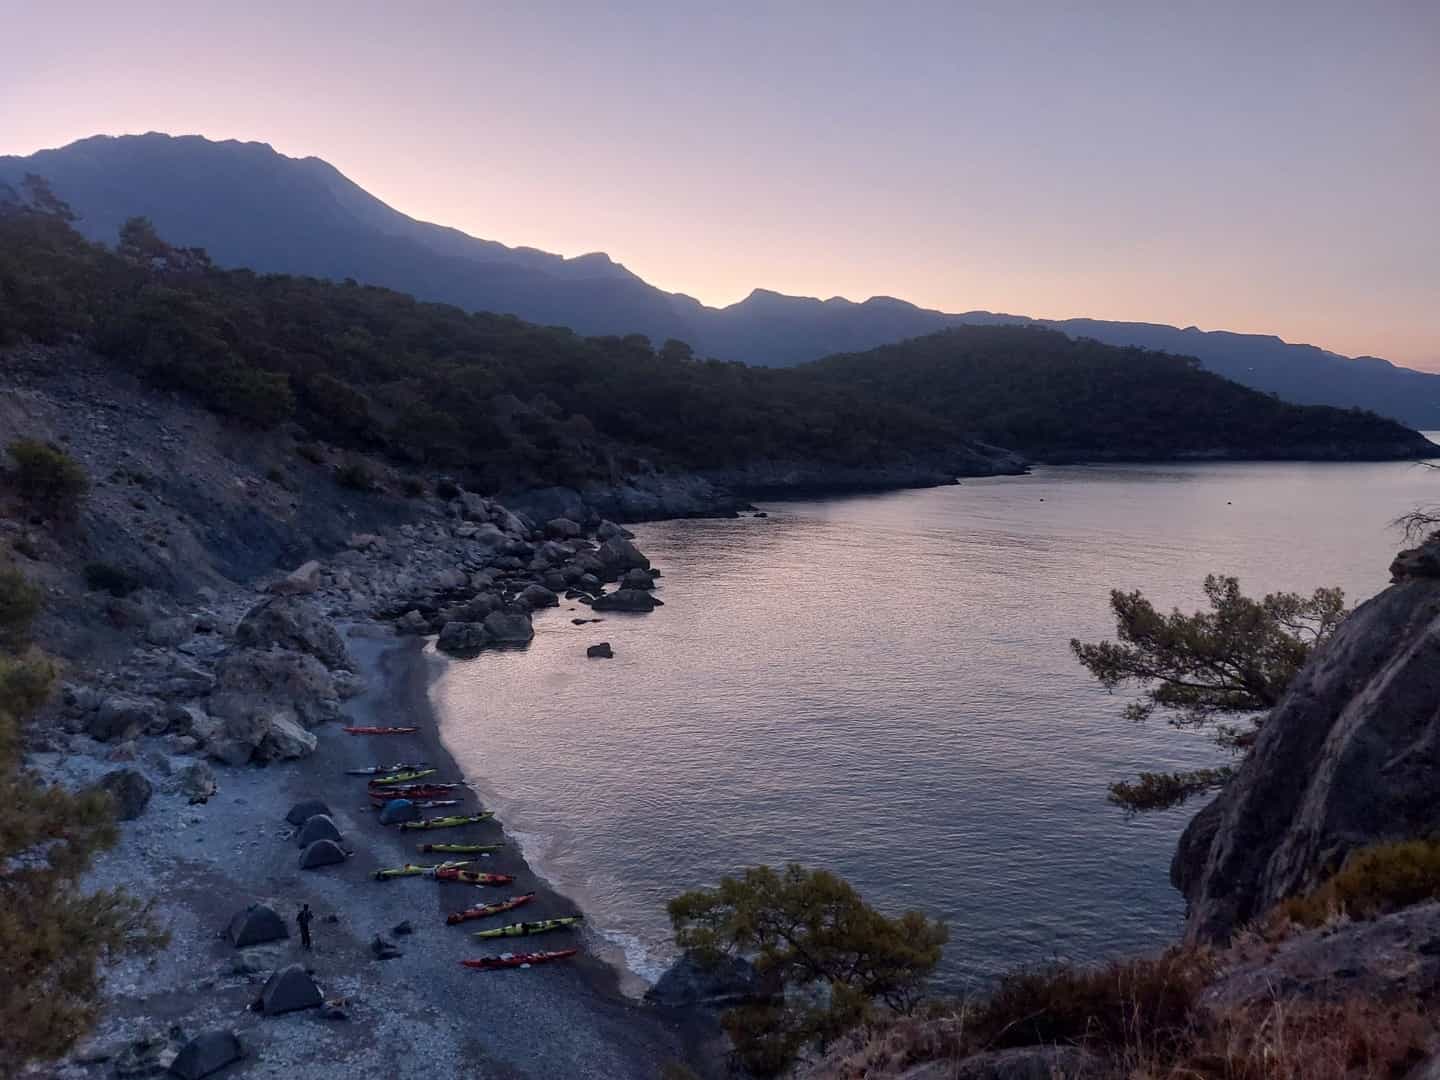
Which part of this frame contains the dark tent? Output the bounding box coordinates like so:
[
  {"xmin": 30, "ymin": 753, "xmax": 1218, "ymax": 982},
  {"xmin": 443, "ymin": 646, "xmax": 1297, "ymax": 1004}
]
[
  {"xmin": 285, "ymin": 798, "xmax": 331, "ymax": 826},
  {"xmin": 259, "ymin": 964, "xmax": 323, "ymax": 1015},
  {"xmin": 377, "ymin": 799, "xmax": 420, "ymax": 825},
  {"xmin": 298, "ymin": 838, "xmax": 347, "ymax": 869},
  {"xmin": 295, "ymin": 814, "xmax": 342, "ymax": 847},
  {"xmin": 169, "ymin": 1029, "xmax": 242, "ymax": 1079},
  {"xmin": 225, "ymin": 903, "xmax": 288, "ymax": 948}
]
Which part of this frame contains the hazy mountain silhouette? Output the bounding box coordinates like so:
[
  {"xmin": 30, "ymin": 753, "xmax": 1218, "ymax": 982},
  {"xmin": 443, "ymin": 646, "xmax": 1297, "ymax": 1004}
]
[{"xmin": 4, "ymin": 132, "xmax": 1438, "ymax": 427}]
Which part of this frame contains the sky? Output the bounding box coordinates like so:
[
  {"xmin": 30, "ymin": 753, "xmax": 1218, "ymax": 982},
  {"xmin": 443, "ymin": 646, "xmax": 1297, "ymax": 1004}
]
[{"xmin": 2, "ymin": 1, "xmax": 1437, "ymax": 368}]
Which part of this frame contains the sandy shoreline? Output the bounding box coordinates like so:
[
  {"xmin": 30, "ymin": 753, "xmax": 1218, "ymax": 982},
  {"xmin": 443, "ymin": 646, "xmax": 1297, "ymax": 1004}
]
[{"xmin": 57, "ymin": 622, "xmax": 717, "ymax": 1080}]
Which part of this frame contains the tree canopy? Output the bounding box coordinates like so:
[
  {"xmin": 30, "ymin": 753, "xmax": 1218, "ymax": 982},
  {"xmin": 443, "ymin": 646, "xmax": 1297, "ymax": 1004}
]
[
  {"xmin": 669, "ymin": 864, "xmax": 947, "ymax": 1075},
  {"xmin": 0, "ymin": 193, "xmax": 1426, "ymax": 498},
  {"xmin": 1071, "ymin": 575, "xmax": 1346, "ymax": 811}
]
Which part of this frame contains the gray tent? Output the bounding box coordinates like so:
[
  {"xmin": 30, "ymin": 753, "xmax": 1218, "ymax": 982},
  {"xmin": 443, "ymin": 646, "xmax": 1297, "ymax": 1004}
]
[
  {"xmin": 169, "ymin": 1029, "xmax": 242, "ymax": 1079},
  {"xmin": 285, "ymin": 798, "xmax": 331, "ymax": 826},
  {"xmin": 225, "ymin": 903, "xmax": 288, "ymax": 948},
  {"xmin": 295, "ymin": 814, "xmax": 342, "ymax": 847},
  {"xmin": 298, "ymin": 838, "xmax": 347, "ymax": 869},
  {"xmin": 377, "ymin": 799, "xmax": 420, "ymax": 825},
  {"xmin": 259, "ymin": 964, "xmax": 323, "ymax": 1015}
]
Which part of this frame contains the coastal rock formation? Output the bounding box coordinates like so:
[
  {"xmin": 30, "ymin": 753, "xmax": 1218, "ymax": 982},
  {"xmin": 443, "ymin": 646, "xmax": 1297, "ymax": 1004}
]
[
  {"xmin": 646, "ymin": 952, "xmax": 774, "ymax": 1008},
  {"xmin": 436, "ymin": 621, "xmax": 488, "ymax": 655},
  {"xmin": 210, "ymin": 648, "xmax": 340, "ymax": 729},
  {"xmin": 1174, "ymin": 536, "xmax": 1440, "ymax": 942},
  {"xmin": 482, "ymin": 609, "xmax": 534, "ymax": 644},
  {"xmin": 234, "ymin": 596, "xmax": 351, "ymax": 670}
]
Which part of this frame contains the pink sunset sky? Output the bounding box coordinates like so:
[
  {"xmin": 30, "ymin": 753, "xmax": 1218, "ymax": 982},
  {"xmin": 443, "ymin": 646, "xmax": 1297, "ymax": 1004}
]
[{"xmin": 3, "ymin": 1, "xmax": 1437, "ymax": 368}]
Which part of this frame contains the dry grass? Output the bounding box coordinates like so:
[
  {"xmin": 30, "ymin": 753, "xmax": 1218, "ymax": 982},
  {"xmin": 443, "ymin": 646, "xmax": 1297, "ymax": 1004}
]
[
  {"xmin": 1274, "ymin": 840, "xmax": 1440, "ymax": 931},
  {"xmin": 806, "ymin": 964, "xmax": 1434, "ymax": 1079}
]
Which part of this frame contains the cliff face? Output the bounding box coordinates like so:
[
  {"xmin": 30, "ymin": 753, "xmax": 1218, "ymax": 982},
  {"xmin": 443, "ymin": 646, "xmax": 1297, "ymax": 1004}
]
[{"xmin": 1174, "ymin": 535, "xmax": 1440, "ymax": 943}]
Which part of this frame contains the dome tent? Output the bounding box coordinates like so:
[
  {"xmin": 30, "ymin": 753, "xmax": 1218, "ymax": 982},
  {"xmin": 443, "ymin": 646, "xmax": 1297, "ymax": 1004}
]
[
  {"xmin": 259, "ymin": 964, "xmax": 322, "ymax": 1014},
  {"xmin": 225, "ymin": 903, "xmax": 288, "ymax": 948}
]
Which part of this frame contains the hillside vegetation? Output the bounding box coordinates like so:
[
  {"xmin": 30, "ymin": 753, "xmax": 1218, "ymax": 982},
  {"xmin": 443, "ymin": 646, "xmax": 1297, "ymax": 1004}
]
[{"xmin": 0, "ymin": 189, "xmax": 1428, "ymax": 497}]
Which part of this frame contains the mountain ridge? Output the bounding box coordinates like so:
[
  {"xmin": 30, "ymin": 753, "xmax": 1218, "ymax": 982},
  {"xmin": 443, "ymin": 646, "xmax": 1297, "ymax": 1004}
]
[{"xmin": 5, "ymin": 132, "xmax": 1439, "ymax": 426}]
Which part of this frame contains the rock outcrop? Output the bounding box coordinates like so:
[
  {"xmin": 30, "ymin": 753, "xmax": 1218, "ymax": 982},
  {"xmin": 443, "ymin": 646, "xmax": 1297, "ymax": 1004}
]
[
  {"xmin": 1174, "ymin": 536, "xmax": 1440, "ymax": 942},
  {"xmin": 234, "ymin": 596, "xmax": 351, "ymax": 670}
]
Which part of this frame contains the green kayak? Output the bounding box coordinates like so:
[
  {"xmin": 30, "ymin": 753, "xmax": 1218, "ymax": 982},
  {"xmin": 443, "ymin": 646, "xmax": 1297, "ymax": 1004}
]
[
  {"xmin": 471, "ymin": 915, "xmax": 584, "ymax": 939},
  {"xmin": 398, "ymin": 812, "xmax": 495, "ymax": 832},
  {"xmin": 370, "ymin": 769, "xmax": 437, "ymax": 786},
  {"xmin": 372, "ymin": 860, "xmax": 469, "ymax": 880}
]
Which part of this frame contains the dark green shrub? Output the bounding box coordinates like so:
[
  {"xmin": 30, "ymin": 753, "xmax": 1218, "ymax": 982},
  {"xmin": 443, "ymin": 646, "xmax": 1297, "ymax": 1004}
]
[
  {"xmin": 83, "ymin": 562, "xmax": 140, "ymax": 598},
  {"xmin": 0, "ymin": 567, "xmax": 42, "ymax": 648},
  {"xmin": 335, "ymin": 461, "xmax": 375, "ymax": 492},
  {"xmin": 7, "ymin": 440, "xmax": 87, "ymax": 517}
]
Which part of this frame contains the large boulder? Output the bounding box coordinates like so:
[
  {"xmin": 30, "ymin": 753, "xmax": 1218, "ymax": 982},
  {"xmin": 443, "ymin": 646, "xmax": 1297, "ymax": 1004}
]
[
  {"xmin": 145, "ymin": 615, "xmax": 196, "ymax": 647},
  {"xmin": 545, "ymin": 517, "xmax": 582, "ymax": 539},
  {"xmin": 88, "ymin": 696, "xmax": 153, "ymax": 742},
  {"xmin": 259, "ymin": 713, "xmax": 317, "ymax": 761},
  {"xmin": 234, "ymin": 597, "xmax": 350, "ymax": 670},
  {"xmin": 259, "ymin": 964, "xmax": 323, "ymax": 1014},
  {"xmin": 517, "ymin": 584, "xmax": 558, "ymax": 610},
  {"xmin": 483, "ymin": 609, "xmax": 534, "ymax": 644},
  {"xmin": 96, "ymin": 768, "xmax": 153, "ymax": 820},
  {"xmin": 591, "ymin": 589, "xmax": 663, "ymax": 613},
  {"xmin": 226, "ymin": 903, "xmax": 288, "ymax": 947},
  {"xmin": 436, "ymin": 621, "xmax": 488, "ymax": 655},
  {"xmin": 596, "ymin": 536, "xmax": 650, "ymax": 573},
  {"xmin": 299, "ymin": 838, "xmax": 347, "ymax": 869},
  {"xmin": 169, "ymin": 1029, "xmax": 242, "ymax": 1080},
  {"xmin": 1174, "ymin": 569, "xmax": 1440, "ymax": 944},
  {"xmin": 270, "ymin": 560, "xmax": 323, "ymax": 596},
  {"xmin": 210, "ymin": 648, "xmax": 339, "ymax": 727},
  {"xmin": 295, "ymin": 813, "xmax": 342, "ymax": 846},
  {"xmin": 620, "ymin": 568, "xmax": 655, "ymax": 590},
  {"xmin": 646, "ymin": 952, "xmax": 774, "ymax": 1008},
  {"xmin": 177, "ymin": 761, "xmax": 217, "ymax": 803}
]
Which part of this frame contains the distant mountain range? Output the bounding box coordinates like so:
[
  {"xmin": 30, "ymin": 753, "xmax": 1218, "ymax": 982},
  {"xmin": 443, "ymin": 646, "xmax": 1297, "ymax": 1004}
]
[{"xmin": 4, "ymin": 132, "xmax": 1439, "ymax": 428}]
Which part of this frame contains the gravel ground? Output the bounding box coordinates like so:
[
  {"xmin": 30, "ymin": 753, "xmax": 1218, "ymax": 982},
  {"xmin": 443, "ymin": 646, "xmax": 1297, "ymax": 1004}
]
[{"xmin": 53, "ymin": 630, "xmax": 715, "ymax": 1080}]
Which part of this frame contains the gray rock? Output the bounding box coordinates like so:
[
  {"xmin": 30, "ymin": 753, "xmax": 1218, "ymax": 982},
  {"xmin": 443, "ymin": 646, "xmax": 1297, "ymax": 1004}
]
[
  {"xmin": 596, "ymin": 520, "xmax": 634, "ymax": 541},
  {"xmin": 164, "ymin": 703, "xmax": 206, "ymax": 735},
  {"xmin": 96, "ymin": 768, "xmax": 153, "ymax": 820},
  {"xmin": 1391, "ymin": 534, "xmax": 1440, "ymax": 581},
  {"xmin": 621, "ymin": 567, "xmax": 656, "ymax": 590},
  {"xmin": 458, "ymin": 491, "xmax": 490, "ymax": 521},
  {"xmin": 596, "ymin": 536, "xmax": 650, "ymax": 573},
  {"xmin": 88, "ymin": 696, "xmax": 152, "ymax": 742},
  {"xmin": 259, "ymin": 713, "xmax": 317, "ymax": 760},
  {"xmin": 145, "ymin": 615, "xmax": 196, "ymax": 647},
  {"xmin": 396, "ymin": 609, "xmax": 428, "ymax": 635},
  {"xmin": 270, "ymin": 559, "xmax": 322, "ymax": 595},
  {"xmin": 371, "ymin": 934, "xmax": 403, "ymax": 960},
  {"xmin": 1175, "ymin": 570, "xmax": 1440, "ymax": 943},
  {"xmin": 436, "ymin": 621, "xmax": 489, "ymax": 655},
  {"xmin": 177, "ymin": 762, "xmax": 217, "ymax": 803},
  {"xmin": 646, "ymin": 952, "xmax": 774, "ymax": 1007},
  {"xmin": 482, "ymin": 609, "xmax": 534, "ymax": 644},
  {"xmin": 518, "ymin": 583, "xmax": 558, "ymax": 610},
  {"xmin": 586, "ymin": 642, "xmax": 614, "ymax": 659},
  {"xmin": 591, "ymin": 589, "xmax": 663, "ymax": 612},
  {"xmin": 210, "ymin": 648, "xmax": 339, "ymax": 727},
  {"xmin": 234, "ymin": 597, "xmax": 350, "ymax": 670},
  {"xmin": 545, "ymin": 517, "xmax": 582, "ymax": 539}
]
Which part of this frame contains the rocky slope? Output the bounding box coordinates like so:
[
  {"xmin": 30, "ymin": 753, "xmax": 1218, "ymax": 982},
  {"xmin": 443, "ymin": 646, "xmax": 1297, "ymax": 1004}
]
[{"xmin": 1173, "ymin": 532, "xmax": 1440, "ymax": 944}]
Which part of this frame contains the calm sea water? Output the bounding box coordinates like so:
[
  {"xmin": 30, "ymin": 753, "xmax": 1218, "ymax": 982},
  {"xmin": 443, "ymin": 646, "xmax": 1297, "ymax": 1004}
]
[{"xmin": 435, "ymin": 454, "xmax": 1440, "ymax": 993}]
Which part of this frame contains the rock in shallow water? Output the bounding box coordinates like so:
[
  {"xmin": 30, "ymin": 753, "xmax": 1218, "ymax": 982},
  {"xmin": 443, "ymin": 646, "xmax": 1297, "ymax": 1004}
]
[
  {"xmin": 586, "ymin": 642, "xmax": 614, "ymax": 659},
  {"xmin": 591, "ymin": 589, "xmax": 663, "ymax": 612}
]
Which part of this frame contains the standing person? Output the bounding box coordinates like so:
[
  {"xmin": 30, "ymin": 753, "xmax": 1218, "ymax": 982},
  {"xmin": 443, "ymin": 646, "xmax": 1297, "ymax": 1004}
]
[{"xmin": 297, "ymin": 903, "xmax": 314, "ymax": 950}]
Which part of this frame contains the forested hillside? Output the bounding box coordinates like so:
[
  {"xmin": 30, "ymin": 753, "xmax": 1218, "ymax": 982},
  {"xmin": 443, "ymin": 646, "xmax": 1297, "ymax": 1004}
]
[{"xmin": 0, "ymin": 188, "xmax": 1430, "ymax": 498}]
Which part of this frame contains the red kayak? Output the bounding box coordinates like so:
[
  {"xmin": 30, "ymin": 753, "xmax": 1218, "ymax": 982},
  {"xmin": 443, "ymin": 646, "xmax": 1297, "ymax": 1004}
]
[
  {"xmin": 344, "ymin": 726, "xmax": 418, "ymax": 736},
  {"xmin": 460, "ymin": 948, "xmax": 578, "ymax": 972},
  {"xmin": 433, "ymin": 868, "xmax": 513, "ymax": 885},
  {"xmin": 447, "ymin": 892, "xmax": 536, "ymax": 926}
]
